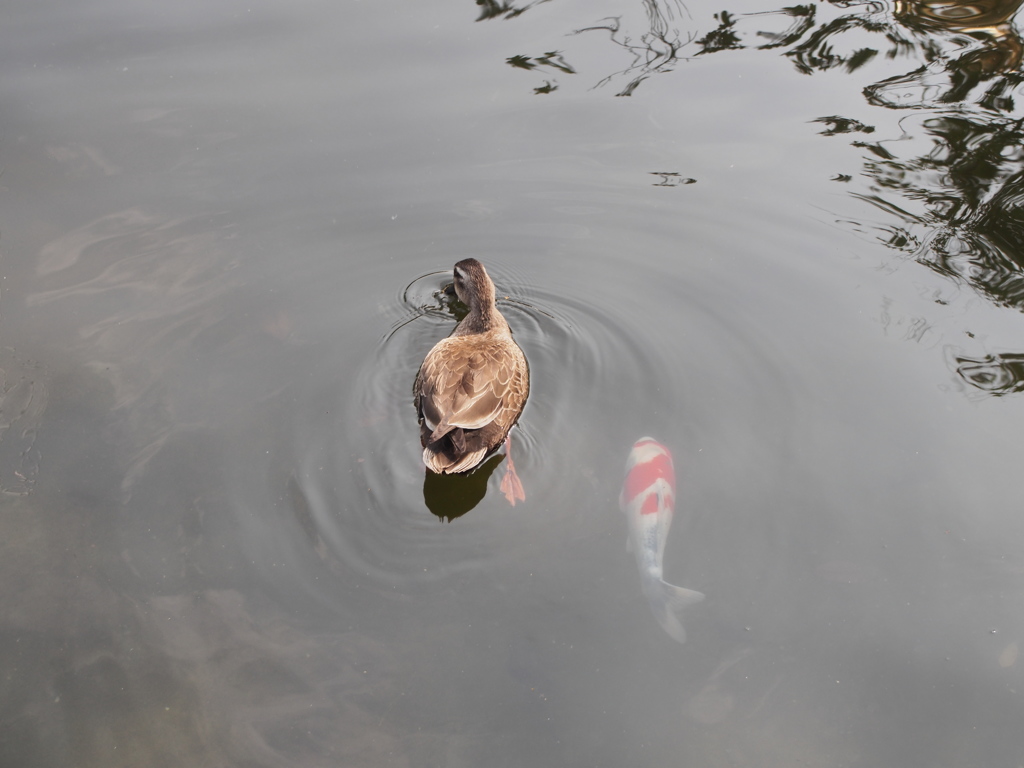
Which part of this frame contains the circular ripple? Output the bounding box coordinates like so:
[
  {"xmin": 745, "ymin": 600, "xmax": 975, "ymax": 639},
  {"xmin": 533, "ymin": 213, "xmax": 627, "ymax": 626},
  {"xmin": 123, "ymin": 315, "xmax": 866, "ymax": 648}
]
[{"xmin": 281, "ymin": 258, "xmax": 805, "ymax": 597}]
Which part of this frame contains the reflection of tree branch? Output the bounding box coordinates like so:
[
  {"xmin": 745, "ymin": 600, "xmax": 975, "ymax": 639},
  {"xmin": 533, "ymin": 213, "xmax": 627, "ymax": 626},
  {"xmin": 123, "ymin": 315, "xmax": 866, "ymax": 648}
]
[
  {"xmin": 695, "ymin": 10, "xmax": 743, "ymax": 54},
  {"xmin": 954, "ymin": 352, "xmax": 1024, "ymax": 395},
  {"xmin": 865, "ymin": 56, "xmax": 1024, "ymax": 112},
  {"xmin": 650, "ymin": 171, "xmax": 697, "ymax": 186},
  {"xmin": 475, "ymin": 0, "xmax": 552, "ymax": 21},
  {"xmin": 507, "ymin": 51, "xmax": 576, "ymax": 73},
  {"xmin": 748, "ymin": 4, "xmax": 816, "ymax": 49},
  {"xmin": 814, "ymin": 116, "xmax": 875, "ymax": 135},
  {"xmin": 574, "ymin": 0, "xmax": 694, "ymax": 96},
  {"xmin": 484, "ymin": 0, "xmax": 1024, "ymax": 392},
  {"xmin": 852, "ymin": 114, "xmax": 1024, "ymax": 313},
  {"xmin": 785, "ymin": 15, "xmax": 891, "ymax": 74},
  {"xmin": 507, "ymin": 51, "xmax": 576, "ymax": 94}
]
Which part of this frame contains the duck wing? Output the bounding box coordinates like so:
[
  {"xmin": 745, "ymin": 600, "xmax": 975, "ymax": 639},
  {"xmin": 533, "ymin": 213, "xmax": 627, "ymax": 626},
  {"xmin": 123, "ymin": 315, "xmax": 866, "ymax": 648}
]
[{"xmin": 418, "ymin": 339, "xmax": 517, "ymax": 441}]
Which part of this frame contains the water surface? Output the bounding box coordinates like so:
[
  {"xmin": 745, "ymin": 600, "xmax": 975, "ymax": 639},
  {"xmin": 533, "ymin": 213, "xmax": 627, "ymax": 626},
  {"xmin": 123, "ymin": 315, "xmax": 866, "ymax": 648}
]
[{"xmin": 3, "ymin": 0, "xmax": 1024, "ymax": 766}]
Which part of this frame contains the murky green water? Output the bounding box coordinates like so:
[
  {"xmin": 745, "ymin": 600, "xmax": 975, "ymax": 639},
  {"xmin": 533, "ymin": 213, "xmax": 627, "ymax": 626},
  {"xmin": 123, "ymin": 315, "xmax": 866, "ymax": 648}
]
[{"xmin": 3, "ymin": 0, "xmax": 1024, "ymax": 765}]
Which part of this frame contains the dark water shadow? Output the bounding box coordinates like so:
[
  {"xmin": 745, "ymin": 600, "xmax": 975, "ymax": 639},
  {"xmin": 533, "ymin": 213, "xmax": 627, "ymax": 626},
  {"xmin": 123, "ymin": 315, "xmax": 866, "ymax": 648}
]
[{"xmin": 422, "ymin": 452, "xmax": 505, "ymax": 521}]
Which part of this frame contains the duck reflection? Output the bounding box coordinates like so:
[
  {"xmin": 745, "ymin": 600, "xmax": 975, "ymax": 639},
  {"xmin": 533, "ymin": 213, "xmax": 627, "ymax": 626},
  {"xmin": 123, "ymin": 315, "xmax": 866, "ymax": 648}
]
[{"xmin": 423, "ymin": 453, "xmax": 504, "ymax": 521}]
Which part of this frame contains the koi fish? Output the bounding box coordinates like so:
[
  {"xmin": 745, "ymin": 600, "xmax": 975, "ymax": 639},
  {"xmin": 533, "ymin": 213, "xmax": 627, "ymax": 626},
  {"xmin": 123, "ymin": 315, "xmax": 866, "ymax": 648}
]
[{"xmin": 620, "ymin": 437, "xmax": 705, "ymax": 643}]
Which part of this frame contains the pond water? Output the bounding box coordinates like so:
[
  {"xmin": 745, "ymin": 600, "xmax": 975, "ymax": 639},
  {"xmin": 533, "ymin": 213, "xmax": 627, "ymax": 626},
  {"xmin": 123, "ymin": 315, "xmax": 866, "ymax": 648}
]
[{"xmin": 3, "ymin": 0, "xmax": 1024, "ymax": 765}]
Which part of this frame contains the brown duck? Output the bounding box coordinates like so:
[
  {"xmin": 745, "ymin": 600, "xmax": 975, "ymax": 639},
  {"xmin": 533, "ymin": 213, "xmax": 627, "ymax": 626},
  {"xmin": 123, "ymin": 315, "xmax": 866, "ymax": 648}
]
[{"xmin": 414, "ymin": 258, "xmax": 529, "ymax": 504}]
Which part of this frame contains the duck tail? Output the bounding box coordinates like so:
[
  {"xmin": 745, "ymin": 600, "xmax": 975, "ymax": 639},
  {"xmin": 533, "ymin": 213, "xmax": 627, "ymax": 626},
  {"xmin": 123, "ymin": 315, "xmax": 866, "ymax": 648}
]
[{"xmin": 422, "ymin": 444, "xmax": 488, "ymax": 475}]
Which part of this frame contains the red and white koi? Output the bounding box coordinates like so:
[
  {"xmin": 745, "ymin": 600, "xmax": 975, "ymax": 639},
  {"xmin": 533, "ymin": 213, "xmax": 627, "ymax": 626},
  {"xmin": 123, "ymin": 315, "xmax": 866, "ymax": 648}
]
[{"xmin": 620, "ymin": 437, "xmax": 705, "ymax": 643}]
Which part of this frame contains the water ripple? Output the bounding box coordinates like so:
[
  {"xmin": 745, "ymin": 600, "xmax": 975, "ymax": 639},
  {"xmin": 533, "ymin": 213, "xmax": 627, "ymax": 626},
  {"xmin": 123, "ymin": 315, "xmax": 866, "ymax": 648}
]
[{"xmin": 278, "ymin": 254, "xmax": 805, "ymax": 598}]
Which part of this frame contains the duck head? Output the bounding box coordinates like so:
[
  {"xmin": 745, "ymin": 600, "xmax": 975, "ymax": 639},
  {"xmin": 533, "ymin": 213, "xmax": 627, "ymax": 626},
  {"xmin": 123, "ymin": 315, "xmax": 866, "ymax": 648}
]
[{"xmin": 452, "ymin": 258, "xmax": 496, "ymax": 312}]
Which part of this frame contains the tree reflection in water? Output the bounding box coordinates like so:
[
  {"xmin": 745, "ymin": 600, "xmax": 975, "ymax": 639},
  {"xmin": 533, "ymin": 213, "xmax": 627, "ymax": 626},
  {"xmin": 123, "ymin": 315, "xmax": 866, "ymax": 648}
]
[
  {"xmin": 475, "ymin": 0, "xmax": 552, "ymax": 22},
  {"xmin": 484, "ymin": 0, "xmax": 1024, "ymax": 394},
  {"xmin": 951, "ymin": 350, "xmax": 1024, "ymax": 394},
  {"xmin": 574, "ymin": 0, "xmax": 693, "ymax": 96}
]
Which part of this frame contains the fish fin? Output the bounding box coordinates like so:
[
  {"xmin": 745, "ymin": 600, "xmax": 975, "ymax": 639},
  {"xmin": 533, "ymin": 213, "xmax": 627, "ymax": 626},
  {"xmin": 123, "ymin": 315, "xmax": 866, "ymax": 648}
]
[
  {"xmin": 664, "ymin": 581, "xmax": 705, "ymax": 610},
  {"xmin": 656, "ymin": 611, "xmax": 689, "ymax": 644},
  {"xmin": 651, "ymin": 580, "xmax": 705, "ymax": 644}
]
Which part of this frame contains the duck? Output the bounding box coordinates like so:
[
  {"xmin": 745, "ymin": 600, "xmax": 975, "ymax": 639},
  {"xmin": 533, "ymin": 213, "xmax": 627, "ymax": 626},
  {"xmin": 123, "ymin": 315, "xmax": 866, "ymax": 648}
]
[{"xmin": 414, "ymin": 258, "xmax": 530, "ymax": 503}]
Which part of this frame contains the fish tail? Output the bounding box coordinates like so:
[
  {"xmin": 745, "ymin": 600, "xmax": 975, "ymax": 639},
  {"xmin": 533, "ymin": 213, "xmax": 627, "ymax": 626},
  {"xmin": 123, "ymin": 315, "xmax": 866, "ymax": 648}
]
[
  {"xmin": 665, "ymin": 581, "xmax": 705, "ymax": 610},
  {"xmin": 651, "ymin": 580, "xmax": 705, "ymax": 644}
]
